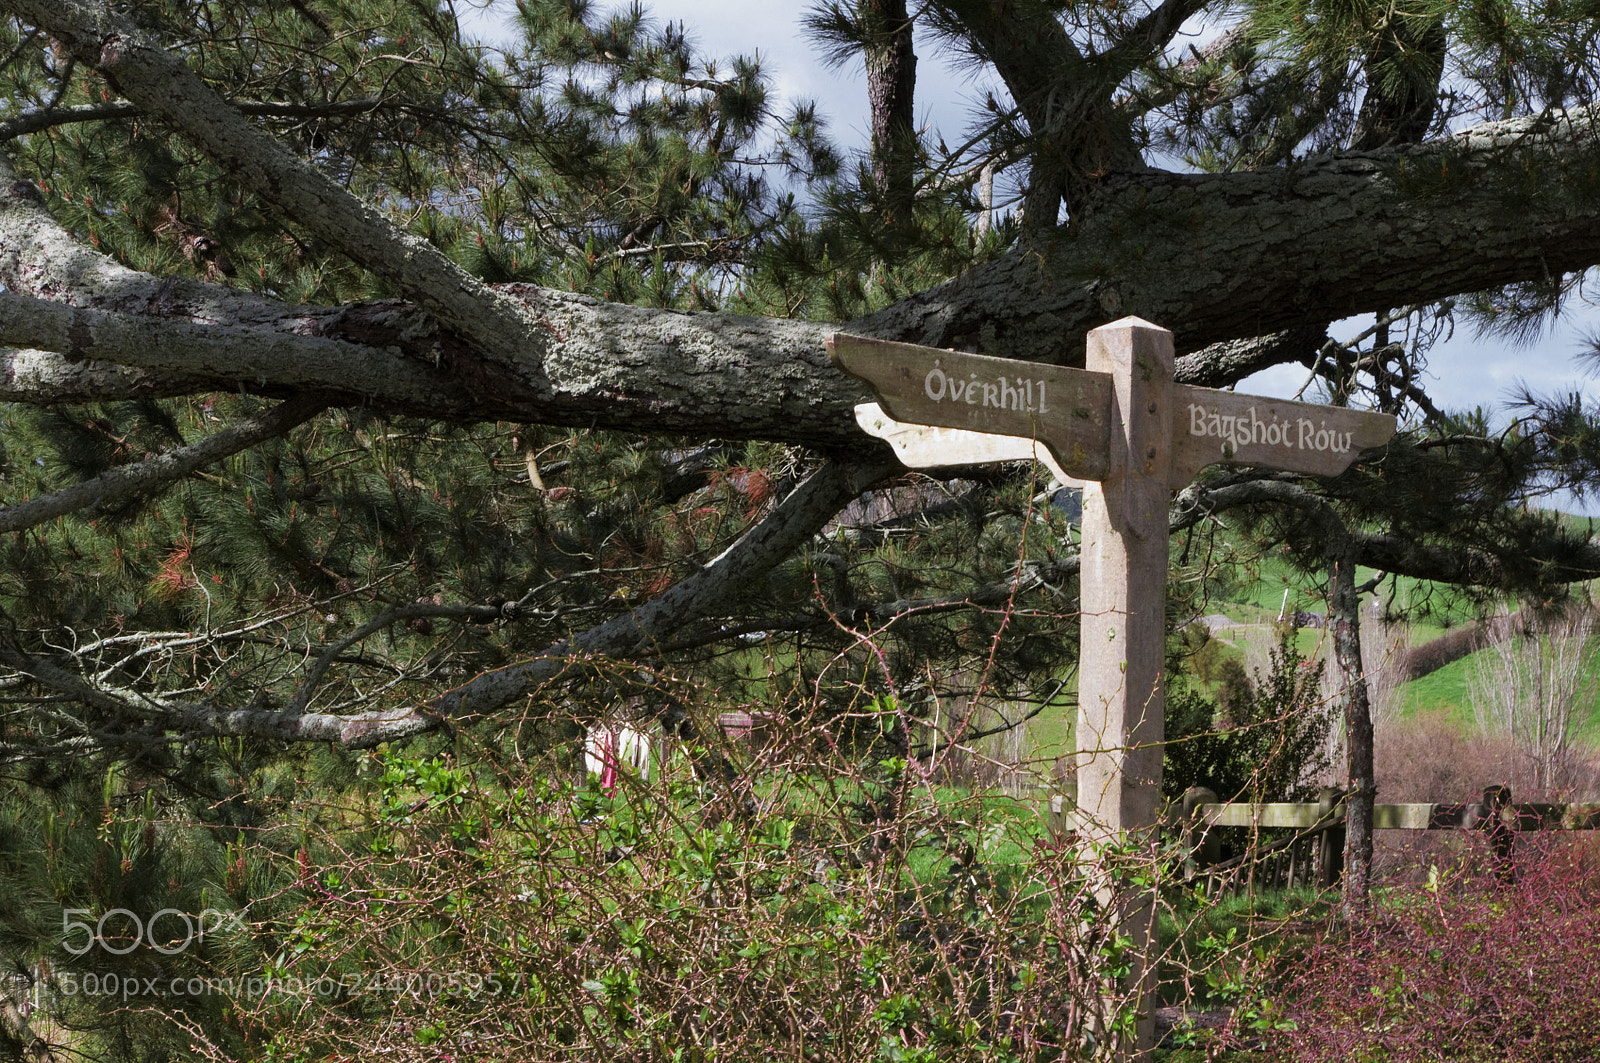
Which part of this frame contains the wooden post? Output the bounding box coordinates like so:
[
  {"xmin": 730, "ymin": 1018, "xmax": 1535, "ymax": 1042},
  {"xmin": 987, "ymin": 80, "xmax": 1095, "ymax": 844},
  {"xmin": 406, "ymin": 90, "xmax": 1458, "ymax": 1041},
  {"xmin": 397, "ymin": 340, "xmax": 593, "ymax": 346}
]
[
  {"xmin": 825, "ymin": 325, "xmax": 1393, "ymax": 1062},
  {"xmin": 1483, "ymin": 784, "xmax": 1516, "ymax": 886},
  {"xmin": 1076, "ymin": 317, "xmax": 1173, "ymax": 1061},
  {"xmin": 1044, "ymin": 783, "xmax": 1077, "ymax": 837},
  {"xmin": 1182, "ymin": 786, "xmax": 1220, "ymax": 880},
  {"xmin": 1315, "ymin": 786, "xmax": 1345, "ymax": 890},
  {"xmin": 1077, "ymin": 317, "xmax": 1173, "ymax": 832}
]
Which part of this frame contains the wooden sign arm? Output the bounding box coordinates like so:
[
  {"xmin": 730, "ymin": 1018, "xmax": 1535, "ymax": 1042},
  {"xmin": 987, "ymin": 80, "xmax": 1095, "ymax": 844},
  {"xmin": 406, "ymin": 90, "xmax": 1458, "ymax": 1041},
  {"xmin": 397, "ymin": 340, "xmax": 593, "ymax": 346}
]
[
  {"xmin": 827, "ymin": 333, "xmax": 1114, "ymax": 482},
  {"xmin": 852, "ymin": 402, "xmax": 1080, "ymax": 486},
  {"xmin": 1167, "ymin": 384, "xmax": 1397, "ymax": 487}
]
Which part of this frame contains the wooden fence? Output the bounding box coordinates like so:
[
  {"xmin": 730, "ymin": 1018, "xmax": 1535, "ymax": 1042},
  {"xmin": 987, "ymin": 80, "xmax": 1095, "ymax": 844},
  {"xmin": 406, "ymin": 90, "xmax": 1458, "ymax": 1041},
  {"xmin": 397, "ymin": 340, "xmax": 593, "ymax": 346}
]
[
  {"xmin": 1185, "ymin": 785, "xmax": 1600, "ymax": 892},
  {"xmin": 1038, "ymin": 784, "xmax": 1600, "ymax": 893}
]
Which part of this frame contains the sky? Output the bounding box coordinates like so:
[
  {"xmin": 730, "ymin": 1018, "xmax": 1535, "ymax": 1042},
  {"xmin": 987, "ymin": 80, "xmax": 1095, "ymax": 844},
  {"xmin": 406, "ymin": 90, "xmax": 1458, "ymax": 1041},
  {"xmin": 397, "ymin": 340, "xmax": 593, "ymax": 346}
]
[{"xmin": 461, "ymin": 0, "xmax": 1600, "ymax": 480}]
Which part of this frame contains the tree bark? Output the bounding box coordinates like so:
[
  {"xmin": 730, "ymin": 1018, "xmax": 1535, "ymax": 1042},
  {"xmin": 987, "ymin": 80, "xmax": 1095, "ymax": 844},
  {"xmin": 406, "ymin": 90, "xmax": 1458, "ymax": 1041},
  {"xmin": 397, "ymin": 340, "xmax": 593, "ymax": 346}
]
[
  {"xmin": 2, "ymin": 2, "xmax": 1599, "ymax": 448},
  {"xmin": 863, "ymin": 0, "xmax": 918, "ymax": 227},
  {"xmin": 1350, "ymin": 12, "xmax": 1448, "ymax": 151},
  {"xmin": 22, "ymin": 465, "xmax": 1600, "ymax": 751},
  {"xmin": 0, "ymin": 107, "xmax": 1595, "ymax": 443},
  {"xmin": 1328, "ymin": 535, "xmax": 1376, "ymax": 908}
]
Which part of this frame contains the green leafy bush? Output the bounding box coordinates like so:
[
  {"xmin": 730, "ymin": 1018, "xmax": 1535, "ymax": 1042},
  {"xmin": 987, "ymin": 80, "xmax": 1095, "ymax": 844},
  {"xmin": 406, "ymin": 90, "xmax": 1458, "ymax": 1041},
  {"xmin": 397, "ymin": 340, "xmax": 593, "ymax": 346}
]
[
  {"xmin": 207, "ymin": 710, "xmax": 1176, "ymax": 1062},
  {"xmin": 1164, "ymin": 629, "xmax": 1334, "ymax": 803}
]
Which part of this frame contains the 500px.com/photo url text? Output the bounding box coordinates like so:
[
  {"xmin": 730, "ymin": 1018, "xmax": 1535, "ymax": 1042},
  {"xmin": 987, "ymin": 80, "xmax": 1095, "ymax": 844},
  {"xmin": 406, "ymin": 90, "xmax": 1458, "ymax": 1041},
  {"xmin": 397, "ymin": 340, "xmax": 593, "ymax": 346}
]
[{"xmin": 52, "ymin": 971, "xmax": 533, "ymax": 1000}]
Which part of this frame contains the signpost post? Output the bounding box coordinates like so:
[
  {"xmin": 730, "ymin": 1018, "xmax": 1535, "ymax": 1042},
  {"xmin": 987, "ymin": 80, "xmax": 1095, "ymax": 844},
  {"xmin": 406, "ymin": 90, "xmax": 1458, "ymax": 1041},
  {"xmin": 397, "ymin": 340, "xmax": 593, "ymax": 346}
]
[{"xmin": 828, "ymin": 319, "xmax": 1395, "ymax": 1060}]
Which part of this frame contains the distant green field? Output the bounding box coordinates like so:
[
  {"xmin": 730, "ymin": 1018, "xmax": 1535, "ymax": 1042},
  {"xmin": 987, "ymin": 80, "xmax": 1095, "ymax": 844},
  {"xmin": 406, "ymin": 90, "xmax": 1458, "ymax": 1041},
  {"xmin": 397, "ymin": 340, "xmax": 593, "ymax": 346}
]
[
  {"xmin": 727, "ymin": 517, "xmax": 1600, "ymax": 772},
  {"xmin": 1206, "ymin": 546, "xmax": 1478, "ymax": 633},
  {"xmin": 1067, "ymin": 518, "xmax": 1600, "ymax": 762},
  {"xmin": 1398, "ymin": 651, "xmax": 1477, "ymax": 721},
  {"xmin": 1390, "ymin": 640, "xmax": 1600, "ymax": 741},
  {"xmin": 1174, "ymin": 521, "xmax": 1600, "ymax": 735}
]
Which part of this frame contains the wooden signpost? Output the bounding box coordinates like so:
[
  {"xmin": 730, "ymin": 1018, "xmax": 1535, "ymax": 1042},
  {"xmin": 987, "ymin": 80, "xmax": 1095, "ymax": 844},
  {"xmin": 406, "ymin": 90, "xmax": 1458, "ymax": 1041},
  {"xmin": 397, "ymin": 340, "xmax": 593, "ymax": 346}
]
[
  {"xmin": 828, "ymin": 321, "xmax": 1395, "ymax": 1060},
  {"xmin": 827, "ymin": 331, "xmax": 1394, "ymax": 485}
]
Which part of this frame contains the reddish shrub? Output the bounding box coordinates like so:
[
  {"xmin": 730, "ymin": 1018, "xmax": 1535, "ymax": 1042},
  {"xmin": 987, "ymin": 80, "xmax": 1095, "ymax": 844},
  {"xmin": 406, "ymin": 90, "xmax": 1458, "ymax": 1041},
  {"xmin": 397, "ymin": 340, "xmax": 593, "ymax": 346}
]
[
  {"xmin": 1264, "ymin": 851, "xmax": 1600, "ymax": 1062},
  {"xmin": 1376, "ymin": 711, "xmax": 1600, "ymax": 804},
  {"xmin": 1375, "ymin": 711, "xmax": 1513, "ymax": 803}
]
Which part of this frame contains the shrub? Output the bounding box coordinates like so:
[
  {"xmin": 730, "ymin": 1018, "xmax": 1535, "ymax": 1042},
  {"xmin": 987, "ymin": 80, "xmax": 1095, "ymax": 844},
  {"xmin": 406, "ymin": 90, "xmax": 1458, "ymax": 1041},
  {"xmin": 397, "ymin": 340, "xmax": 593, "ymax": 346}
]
[
  {"xmin": 1375, "ymin": 710, "xmax": 1513, "ymax": 802},
  {"xmin": 1376, "ymin": 711, "xmax": 1600, "ymax": 804},
  {"xmin": 1263, "ymin": 850, "xmax": 1600, "ymax": 1062},
  {"xmin": 1164, "ymin": 629, "xmax": 1334, "ymax": 803},
  {"xmin": 199, "ymin": 704, "xmax": 1176, "ymax": 1062}
]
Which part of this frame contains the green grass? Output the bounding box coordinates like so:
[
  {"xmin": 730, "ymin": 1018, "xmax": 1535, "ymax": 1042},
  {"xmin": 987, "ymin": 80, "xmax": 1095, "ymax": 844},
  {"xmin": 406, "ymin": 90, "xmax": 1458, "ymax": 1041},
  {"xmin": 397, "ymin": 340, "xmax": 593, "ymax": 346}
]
[
  {"xmin": 1176, "ymin": 520, "xmax": 1600, "ymax": 749},
  {"xmin": 1391, "ymin": 639, "xmax": 1600, "ymax": 740},
  {"xmin": 1018, "ymin": 682, "xmax": 1076, "ymax": 762},
  {"xmin": 1208, "ymin": 621, "xmax": 1326, "ymax": 663},
  {"xmin": 1193, "ymin": 529, "xmax": 1480, "ymax": 630},
  {"xmin": 723, "ymin": 521, "xmax": 1600, "ymax": 776},
  {"xmin": 1397, "ymin": 650, "xmax": 1479, "ymax": 722}
]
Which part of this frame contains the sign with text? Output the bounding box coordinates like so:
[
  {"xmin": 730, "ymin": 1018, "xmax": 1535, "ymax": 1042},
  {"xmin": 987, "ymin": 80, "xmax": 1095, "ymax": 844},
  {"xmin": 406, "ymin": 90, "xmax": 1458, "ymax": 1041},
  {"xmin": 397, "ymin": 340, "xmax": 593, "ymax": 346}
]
[
  {"xmin": 827, "ymin": 334, "xmax": 1113, "ymax": 481},
  {"xmin": 828, "ymin": 332, "xmax": 1395, "ymax": 486},
  {"xmin": 829, "ymin": 319, "xmax": 1396, "ymax": 1060},
  {"xmin": 1168, "ymin": 384, "xmax": 1396, "ymax": 487}
]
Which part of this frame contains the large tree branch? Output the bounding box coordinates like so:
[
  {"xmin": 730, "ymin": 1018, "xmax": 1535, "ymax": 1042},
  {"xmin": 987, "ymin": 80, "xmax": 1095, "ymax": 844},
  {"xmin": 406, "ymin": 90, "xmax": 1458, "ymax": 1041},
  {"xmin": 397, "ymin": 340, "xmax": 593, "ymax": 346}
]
[
  {"xmin": 861, "ymin": 0, "xmax": 918, "ymax": 224},
  {"xmin": 1349, "ymin": 11, "xmax": 1447, "ymax": 151},
  {"xmin": 1173, "ymin": 323, "xmax": 1329, "ymax": 388},
  {"xmin": 6, "ymin": 456, "xmax": 900, "ymax": 746},
  {"xmin": 0, "ymin": 392, "xmax": 328, "ymax": 534},
  {"xmin": 930, "ymin": 0, "xmax": 1204, "ymax": 221},
  {"xmin": 0, "ymin": 628, "xmax": 366, "ymax": 747},
  {"xmin": 158, "ymin": 702, "xmax": 440, "ymax": 747},
  {"xmin": 926, "ymin": 0, "xmax": 1090, "ymax": 223},
  {"xmin": 1172, "ymin": 476, "xmax": 1600, "ymax": 586},
  {"xmin": 0, "ymin": 292, "xmax": 501, "ymax": 414},
  {"xmin": 5, "ymin": 0, "xmax": 551, "ymax": 395},
  {"xmin": 862, "ymin": 107, "xmax": 1600, "ymax": 365},
  {"xmin": 0, "ymin": 153, "xmax": 865, "ymax": 441},
  {"xmin": 426, "ymin": 455, "xmax": 901, "ymax": 721},
  {"xmin": 0, "ymin": 96, "xmax": 389, "ymax": 142},
  {"xmin": 23, "ymin": 460, "xmax": 1598, "ymax": 748},
  {"xmin": 0, "ymin": 80, "xmax": 1596, "ymax": 449}
]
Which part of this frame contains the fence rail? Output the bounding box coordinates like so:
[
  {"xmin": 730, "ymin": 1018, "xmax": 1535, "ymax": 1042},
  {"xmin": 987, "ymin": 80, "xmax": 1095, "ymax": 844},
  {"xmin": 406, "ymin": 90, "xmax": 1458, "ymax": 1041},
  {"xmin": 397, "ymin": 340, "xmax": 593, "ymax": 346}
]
[
  {"xmin": 1037, "ymin": 784, "xmax": 1600, "ymax": 894},
  {"xmin": 1184, "ymin": 784, "xmax": 1600, "ymax": 892}
]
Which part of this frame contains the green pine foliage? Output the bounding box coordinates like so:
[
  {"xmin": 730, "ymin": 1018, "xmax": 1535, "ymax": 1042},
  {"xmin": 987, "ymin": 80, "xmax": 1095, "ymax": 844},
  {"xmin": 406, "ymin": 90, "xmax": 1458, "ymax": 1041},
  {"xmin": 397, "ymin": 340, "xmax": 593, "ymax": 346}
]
[{"xmin": 1144, "ymin": 0, "xmax": 1600, "ymax": 171}]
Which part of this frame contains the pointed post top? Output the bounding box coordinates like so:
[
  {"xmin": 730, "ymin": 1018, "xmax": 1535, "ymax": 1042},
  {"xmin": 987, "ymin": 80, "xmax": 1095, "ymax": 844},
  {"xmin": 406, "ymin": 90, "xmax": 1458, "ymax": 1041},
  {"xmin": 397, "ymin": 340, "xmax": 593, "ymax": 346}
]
[{"xmin": 1093, "ymin": 316, "xmax": 1172, "ymax": 336}]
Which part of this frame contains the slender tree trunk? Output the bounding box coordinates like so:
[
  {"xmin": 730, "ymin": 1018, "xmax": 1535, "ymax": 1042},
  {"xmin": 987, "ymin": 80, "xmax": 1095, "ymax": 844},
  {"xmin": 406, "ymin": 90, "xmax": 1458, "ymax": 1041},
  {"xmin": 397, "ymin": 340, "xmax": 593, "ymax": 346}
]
[
  {"xmin": 1328, "ymin": 536, "xmax": 1375, "ymax": 909},
  {"xmin": 862, "ymin": 0, "xmax": 918, "ymax": 231},
  {"xmin": 976, "ymin": 161, "xmax": 995, "ymax": 237},
  {"xmin": 1350, "ymin": 12, "xmax": 1447, "ymax": 150}
]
